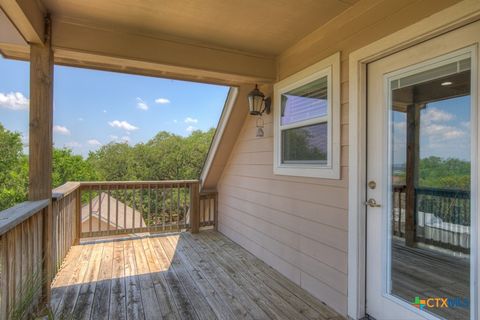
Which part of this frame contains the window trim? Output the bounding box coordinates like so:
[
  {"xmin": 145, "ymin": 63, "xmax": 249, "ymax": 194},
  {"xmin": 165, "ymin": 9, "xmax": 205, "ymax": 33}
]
[{"xmin": 273, "ymin": 52, "xmax": 341, "ymax": 179}]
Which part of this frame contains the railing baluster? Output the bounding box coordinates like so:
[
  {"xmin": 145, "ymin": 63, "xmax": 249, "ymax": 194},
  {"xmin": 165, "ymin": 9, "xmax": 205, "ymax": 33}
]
[
  {"xmin": 148, "ymin": 184, "xmax": 151, "ymax": 231},
  {"xmin": 155, "ymin": 185, "xmax": 159, "ymax": 230},
  {"xmin": 170, "ymin": 185, "xmax": 174, "ymax": 230},
  {"xmin": 398, "ymin": 189, "xmax": 402, "ymax": 236},
  {"xmin": 183, "ymin": 183, "xmax": 187, "ymax": 227},
  {"xmin": 162, "ymin": 185, "xmax": 166, "ymax": 231},
  {"xmin": 124, "ymin": 185, "xmax": 127, "ymax": 234},
  {"xmin": 139, "ymin": 185, "xmax": 144, "ymax": 229},
  {"xmin": 132, "ymin": 185, "xmax": 136, "ymax": 232},
  {"xmin": 89, "ymin": 186, "xmax": 93, "ymax": 237},
  {"xmin": 177, "ymin": 183, "xmax": 180, "ymax": 230},
  {"xmin": 98, "ymin": 185, "xmax": 102, "ymax": 234},
  {"xmin": 210, "ymin": 197, "xmax": 214, "ymax": 224},
  {"xmin": 115, "ymin": 185, "xmax": 119, "ymax": 232},
  {"xmin": 107, "ymin": 186, "xmax": 111, "ymax": 233}
]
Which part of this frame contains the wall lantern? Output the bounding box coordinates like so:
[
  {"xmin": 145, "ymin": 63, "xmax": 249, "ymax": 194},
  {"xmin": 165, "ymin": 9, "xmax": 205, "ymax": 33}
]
[{"xmin": 248, "ymin": 84, "xmax": 271, "ymax": 116}]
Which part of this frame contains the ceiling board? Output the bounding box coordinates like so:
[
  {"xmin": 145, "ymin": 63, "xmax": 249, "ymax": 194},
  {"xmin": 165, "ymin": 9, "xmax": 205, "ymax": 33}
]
[{"xmin": 41, "ymin": 0, "xmax": 358, "ymax": 56}]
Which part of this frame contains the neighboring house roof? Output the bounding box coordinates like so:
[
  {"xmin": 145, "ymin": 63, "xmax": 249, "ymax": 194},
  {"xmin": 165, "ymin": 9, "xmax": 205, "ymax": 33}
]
[
  {"xmin": 201, "ymin": 84, "xmax": 271, "ymax": 190},
  {"xmin": 81, "ymin": 192, "xmax": 146, "ymax": 229}
]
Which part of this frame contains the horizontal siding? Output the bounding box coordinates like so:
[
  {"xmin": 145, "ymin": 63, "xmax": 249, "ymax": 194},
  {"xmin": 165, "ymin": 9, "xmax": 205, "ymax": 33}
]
[
  {"xmin": 218, "ymin": 107, "xmax": 349, "ymax": 314},
  {"xmin": 217, "ymin": 0, "xmax": 461, "ymax": 316}
]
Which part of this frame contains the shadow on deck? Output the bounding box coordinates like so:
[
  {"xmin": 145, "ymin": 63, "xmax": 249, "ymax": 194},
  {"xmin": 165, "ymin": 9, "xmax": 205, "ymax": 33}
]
[{"xmin": 51, "ymin": 230, "xmax": 343, "ymax": 320}]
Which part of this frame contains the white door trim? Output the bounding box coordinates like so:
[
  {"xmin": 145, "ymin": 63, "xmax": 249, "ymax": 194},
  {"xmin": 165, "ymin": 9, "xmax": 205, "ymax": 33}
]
[{"xmin": 347, "ymin": 1, "xmax": 480, "ymax": 319}]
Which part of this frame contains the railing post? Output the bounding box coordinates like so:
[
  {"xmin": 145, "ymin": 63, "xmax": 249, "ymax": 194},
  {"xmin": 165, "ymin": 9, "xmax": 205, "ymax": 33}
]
[
  {"xmin": 75, "ymin": 188, "xmax": 82, "ymax": 245},
  {"xmin": 190, "ymin": 182, "xmax": 200, "ymax": 234}
]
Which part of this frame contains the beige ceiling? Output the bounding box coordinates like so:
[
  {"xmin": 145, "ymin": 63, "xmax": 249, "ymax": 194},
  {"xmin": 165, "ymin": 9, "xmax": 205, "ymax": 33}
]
[{"xmin": 41, "ymin": 0, "xmax": 358, "ymax": 56}]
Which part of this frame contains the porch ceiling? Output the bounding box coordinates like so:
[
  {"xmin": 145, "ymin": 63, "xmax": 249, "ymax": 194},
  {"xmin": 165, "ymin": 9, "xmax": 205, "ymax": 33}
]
[{"xmin": 42, "ymin": 0, "xmax": 358, "ymax": 56}]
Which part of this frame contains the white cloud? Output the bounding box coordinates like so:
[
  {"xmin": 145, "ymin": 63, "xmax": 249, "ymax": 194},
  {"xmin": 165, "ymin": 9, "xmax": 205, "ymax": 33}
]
[
  {"xmin": 53, "ymin": 125, "xmax": 71, "ymax": 135},
  {"xmin": 186, "ymin": 126, "xmax": 196, "ymax": 133},
  {"xmin": 461, "ymin": 121, "xmax": 470, "ymax": 129},
  {"xmin": 121, "ymin": 136, "xmax": 131, "ymax": 142},
  {"xmin": 108, "ymin": 120, "xmax": 139, "ymax": 131},
  {"xmin": 0, "ymin": 92, "xmax": 29, "ymax": 110},
  {"xmin": 423, "ymin": 108, "xmax": 454, "ymax": 124},
  {"xmin": 136, "ymin": 97, "xmax": 149, "ymax": 111},
  {"xmin": 155, "ymin": 98, "xmax": 170, "ymax": 104},
  {"xmin": 109, "ymin": 135, "xmax": 118, "ymax": 140},
  {"xmin": 423, "ymin": 123, "xmax": 466, "ymax": 141},
  {"xmin": 173, "ymin": 119, "xmax": 178, "ymax": 124},
  {"xmin": 443, "ymin": 128, "xmax": 466, "ymax": 139},
  {"xmin": 419, "ymin": 106, "xmax": 467, "ymax": 143},
  {"xmin": 103, "ymin": 110, "xmax": 107, "ymax": 113},
  {"xmin": 78, "ymin": 117, "xmax": 84, "ymax": 121},
  {"xmin": 87, "ymin": 139, "xmax": 102, "ymax": 146},
  {"xmin": 65, "ymin": 141, "xmax": 82, "ymax": 148},
  {"xmin": 184, "ymin": 117, "xmax": 198, "ymax": 124}
]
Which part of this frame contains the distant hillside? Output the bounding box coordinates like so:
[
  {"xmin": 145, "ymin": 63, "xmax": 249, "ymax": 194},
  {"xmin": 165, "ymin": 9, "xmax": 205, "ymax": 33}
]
[{"xmin": 393, "ymin": 156, "xmax": 470, "ymax": 190}]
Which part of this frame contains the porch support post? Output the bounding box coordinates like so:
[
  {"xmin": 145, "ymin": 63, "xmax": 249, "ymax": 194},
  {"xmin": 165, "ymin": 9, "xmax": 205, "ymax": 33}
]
[
  {"xmin": 405, "ymin": 103, "xmax": 420, "ymax": 247},
  {"xmin": 28, "ymin": 15, "xmax": 53, "ymax": 300}
]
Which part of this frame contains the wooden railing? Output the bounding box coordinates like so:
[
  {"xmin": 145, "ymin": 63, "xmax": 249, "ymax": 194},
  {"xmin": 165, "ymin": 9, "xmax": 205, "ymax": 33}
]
[
  {"xmin": 200, "ymin": 190, "xmax": 218, "ymax": 229},
  {"xmin": 0, "ymin": 200, "xmax": 49, "ymax": 318},
  {"xmin": 78, "ymin": 180, "xmax": 203, "ymax": 237},
  {"xmin": 51, "ymin": 182, "xmax": 82, "ymax": 273},
  {"xmin": 0, "ymin": 179, "xmax": 217, "ymax": 318},
  {"xmin": 392, "ymin": 185, "xmax": 406, "ymax": 237},
  {"xmin": 392, "ymin": 184, "xmax": 470, "ymax": 252}
]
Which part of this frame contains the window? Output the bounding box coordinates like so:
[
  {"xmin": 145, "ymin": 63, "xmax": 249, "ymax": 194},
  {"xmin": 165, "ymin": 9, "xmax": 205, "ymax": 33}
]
[{"xmin": 273, "ymin": 52, "xmax": 340, "ymax": 179}]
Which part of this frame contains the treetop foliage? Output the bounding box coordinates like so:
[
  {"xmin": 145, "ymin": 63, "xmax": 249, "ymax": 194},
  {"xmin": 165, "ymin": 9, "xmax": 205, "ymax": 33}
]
[{"xmin": 0, "ymin": 124, "xmax": 215, "ymax": 211}]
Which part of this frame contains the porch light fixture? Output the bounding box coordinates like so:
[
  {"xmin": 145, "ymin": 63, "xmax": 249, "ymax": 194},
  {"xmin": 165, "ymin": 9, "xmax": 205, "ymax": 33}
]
[{"xmin": 248, "ymin": 84, "xmax": 271, "ymax": 116}]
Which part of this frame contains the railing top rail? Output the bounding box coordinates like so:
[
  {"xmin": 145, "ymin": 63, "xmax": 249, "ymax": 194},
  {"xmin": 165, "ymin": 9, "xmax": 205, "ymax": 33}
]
[
  {"xmin": 52, "ymin": 182, "xmax": 81, "ymax": 200},
  {"xmin": 78, "ymin": 180, "xmax": 199, "ymax": 189},
  {"xmin": 0, "ymin": 200, "xmax": 49, "ymax": 236},
  {"xmin": 393, "ymin": 184, "xmax": 470, "ymax": 197},
  {"xmin": 200, "ymin": 189, "xmax": 217, "ymax": 195},
  {"xmin": 415, "ymin": 186, "xmax": 470, "ymax": 197}
]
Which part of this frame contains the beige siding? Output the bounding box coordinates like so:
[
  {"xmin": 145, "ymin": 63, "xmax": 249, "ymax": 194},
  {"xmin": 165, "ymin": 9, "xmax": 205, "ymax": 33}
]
[
  {"xmin": 217, "ymin": 0, "xmax": 462, "ymax": 315},
  {"xmin": 218, "ymin": 112, "xmax": 349, "ymax": 314}
]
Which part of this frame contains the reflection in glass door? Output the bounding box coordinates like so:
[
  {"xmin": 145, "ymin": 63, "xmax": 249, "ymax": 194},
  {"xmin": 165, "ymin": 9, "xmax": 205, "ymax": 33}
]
[{"xmin": 388, "ymin": 54, "xmax": 472, "ymax": 319}]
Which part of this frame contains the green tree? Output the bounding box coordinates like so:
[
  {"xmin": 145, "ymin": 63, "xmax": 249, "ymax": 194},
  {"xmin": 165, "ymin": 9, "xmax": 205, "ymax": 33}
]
[
  {"xmin": 87, "ymin": 142, "xmax": 133, "ymax": 181},
  {"xmin": 0, "ymin": 124, "xmax": 28, "ymax": 210},
  {"xmin": 419, "ymin": 156, "xmax": 470, "ymax": 189},
  {"xmin": 1, "ymin": 124, "xmax": 216, "ymax": 211},
  {"xmin": 89, "ymin": 129, "xmax": 216, "ymax": 181},
  {"xmin": 52, "ymin": 148, "xmax": 99, "ymax": 187}
]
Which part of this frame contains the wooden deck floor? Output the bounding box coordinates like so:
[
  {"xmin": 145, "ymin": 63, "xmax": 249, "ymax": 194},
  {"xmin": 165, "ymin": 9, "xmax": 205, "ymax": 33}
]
[
  {"xmin": 391, "ymin": 240, "xmax": 470, "ymax": 320},
  {"xmin": 51, "ymin": 230, "xmax": 343, "ymax": 320}
]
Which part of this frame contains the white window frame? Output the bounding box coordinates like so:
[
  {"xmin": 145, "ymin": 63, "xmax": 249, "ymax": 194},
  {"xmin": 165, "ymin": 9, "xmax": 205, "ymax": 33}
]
[{"xmin": 273, "ymin": 52, "xmax": 341, "ymax": 179}]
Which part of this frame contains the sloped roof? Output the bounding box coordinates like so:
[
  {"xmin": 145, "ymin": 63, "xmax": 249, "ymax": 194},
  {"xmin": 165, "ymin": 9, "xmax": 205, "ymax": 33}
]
[{"xmin": 81, "ymin": 192, "xmax": 146, "ymax": 229}]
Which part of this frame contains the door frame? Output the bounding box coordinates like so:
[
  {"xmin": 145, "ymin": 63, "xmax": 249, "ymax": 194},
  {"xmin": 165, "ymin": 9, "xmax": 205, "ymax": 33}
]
[{"xmin": 347, "ymin": 1, "xmax": 480, "ymax": 319}]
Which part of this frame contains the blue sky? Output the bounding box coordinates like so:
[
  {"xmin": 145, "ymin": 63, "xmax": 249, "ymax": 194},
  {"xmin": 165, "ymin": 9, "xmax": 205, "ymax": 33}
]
[
  {"xmin": 0, "ymin": 55, "xmax": 229, "ymax": 157},
  {"xmin": 392, "ymin": 95, "xmax": 471, "ymax": 164}
]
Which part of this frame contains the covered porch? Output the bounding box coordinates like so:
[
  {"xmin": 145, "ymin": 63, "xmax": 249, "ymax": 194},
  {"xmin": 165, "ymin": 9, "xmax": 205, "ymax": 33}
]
[{"xmin": 2, "ymin": 0, "xmax": 479, "ymax": 319}]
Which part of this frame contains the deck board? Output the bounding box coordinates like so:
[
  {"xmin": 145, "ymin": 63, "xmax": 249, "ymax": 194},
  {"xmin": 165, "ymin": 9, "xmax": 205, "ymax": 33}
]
[{"xmin": 51, "ymin": 230, "xmax": 343, "ymax": 320}]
